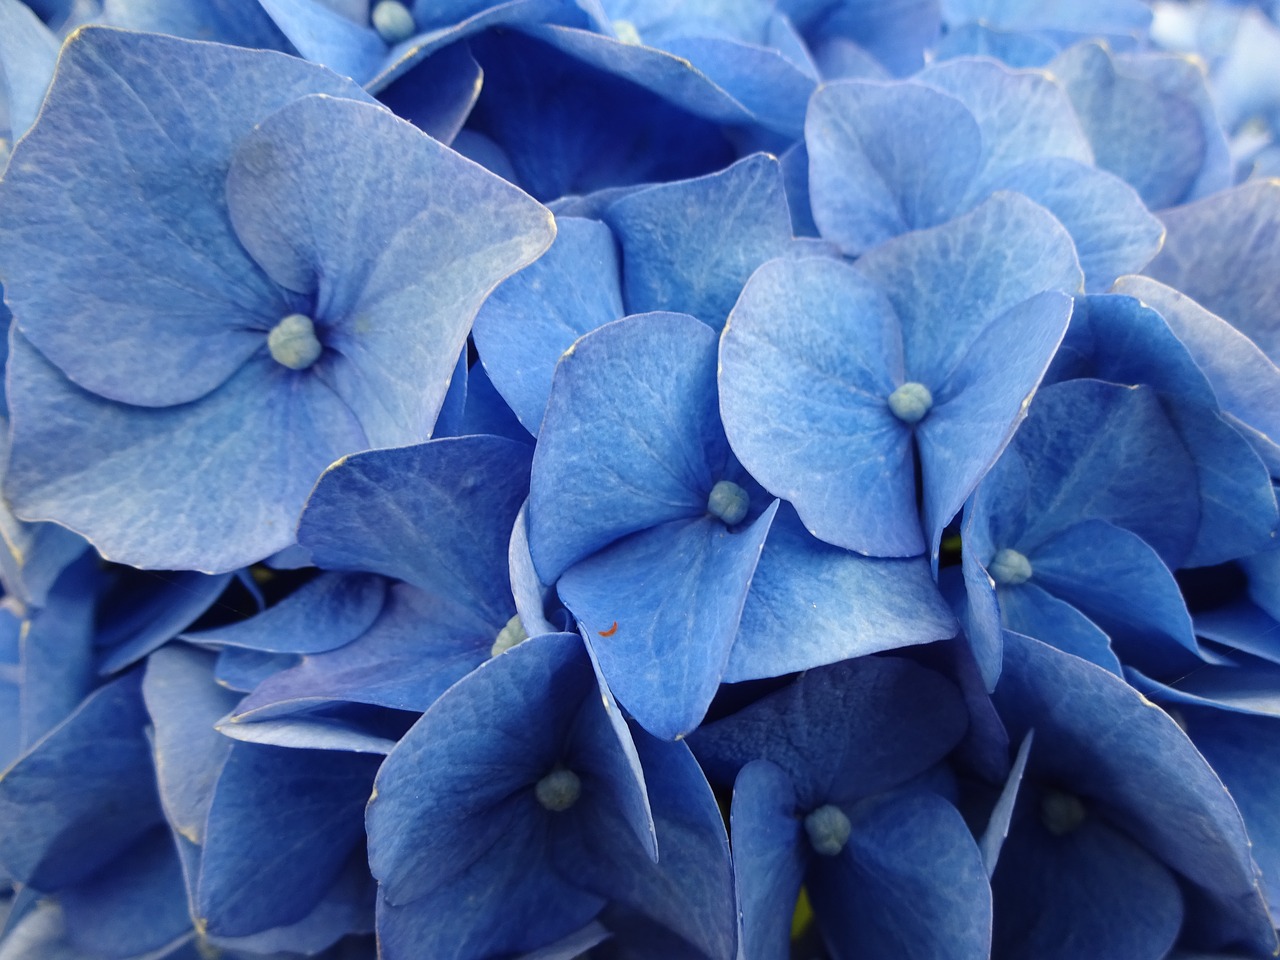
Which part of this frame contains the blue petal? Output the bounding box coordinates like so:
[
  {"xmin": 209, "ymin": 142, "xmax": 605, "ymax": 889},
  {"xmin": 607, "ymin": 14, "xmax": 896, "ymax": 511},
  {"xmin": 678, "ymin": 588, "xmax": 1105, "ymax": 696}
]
[
  {"xmin": 0, "ymin": 671, "xmax": 161, "ymax": 890},
  {"xmin": 510, "ymin": 502, "xmax": 560, "ymax": 638},
  {"xmin": 719, "ymin": 256, "xmax": 915, "ymax": 556},
  {"xmin": 207, "ymin": 850, "xmax": 375, "ymax": 956},
  {"xmin": 656, "ymin": 35, "xmax": 814, "ymax": 137},
  {"xmin": 805, "ymin": 79, "xmax": 979, "ymax": 254},
  {"xmin": 853, "ymin": 192, "xmax": 1082, "ymax": 388},
  {"xmin": 554, "ymin": 730, "xmax": 737, "ymax": 960},
  {"xmin": 142, "ymin": 645, "xmax": 239, "ymax": 845},
  {"xmin": 915, "ymin": 289, "xmax": 1073, "ymax": 556},
  {"xmin": 529, "ymin": 313, "xmax": 732, "ymax": 582},
  {"xmin": 980, "ymin": 730, "xmax": 1034, "ymax": 876},
  {"xmin": 196, "ymin": 742, "xmax": 379, "ymax": 936},
  {"xmin": 223, "ymin": 581, "xmax": 494, "ymax": 719},
  {"xmin": 0, "ymin": 0, "xmax": 58, "ymax": 147},
  {"xmin": 224, "ymin": 94, "xmax": 555, "ymax": 448},
  {"xmin": 691, "ymin": 656, "xmax": 968, "ymax": 809},
  {"xmin": 563, "ymin": 505, "xmax": 777, "ymax": 740},
  {"xmin": 995, "ymin": 632, "xmax": 1276, "ymax": 952},
  {"xmin": 298, "ymin": 435, "xmax": 531, "ymax": 624},
  {"xmin": 96, "ymin": 570, "xmax": 232, "ymax": 674},
  {"xmin": 468, "ymin": 28, "xmax": 736, "ymax": 201},
  {"xmin": 1113, "ymin": 276, "xmax": 1280, "ymax": 472},
  {"xmin": 726, "ymin": 503, "xmax": 958, "ymax": 682},
  {"xmin": 5, "ymin": 333, "xmax": 366, "ymax": 573},
  {"xmin": 1144, "ymin": 180, "xmax": 1280, "ymax": 362},
  {"xmin": 1028, "ymin": 518, "xmax": 1201, "ymax": 671},
  {"xmin": 915, "ymin": 57, "xmax": 1093, "ymax": 191},
  {"xmin": 604, "ymin": 153, "xmax": 797, "ymax": 329},
  {"xmin": 58, "ymin": 826, "xmax": 191, "ymax": 960},
  {"xmin": 808, "ymin": 790, "xmax": 991, "ymax": 960},
  {"xmin": 366, "ymin": 632, "xmax": 652, "ymax": 906},
  {"xmin": 256, "ymin": 0, "xmax": 388, "ymax": 83},
  {"xmin": 996, "ymin": 585, "xmax": 1121, "ymax": 675},
  {"xmin": 985, "ymin": 158, "xmax": 1163, "ymax": 292},
  {"xmin": 0, "ymin": 27, "xmax": 373, "ymax": 408},
  {"xmin": 99, "ymin": 0, "xmax": 292, "ymax": 49},
  {"xmin": 941, "ymin": 0, "xmax": 1151, "ymax": 36},
  {"xmin": 1178, "ymin": 705, "xmax": 1280, "ymax": 916},
  {"xmin": 472, "ymin": 217, "xmax": 625, "ymax": 435},
  {"xmin": 1050, "ymin": 42, "xmax": 1216, "ymax": 210},
  {"xmin": 996, "ymin": 377, "xmax": 1200, "ymax": 568},
  {"xmin": 933, "ymin": 22, "xmax": 1059, "ymax": 67},
  {"xmin": 729, "ymin": 760, "xmax": 806, "ymax": 960},
  {"xmin": 15, "ymin": 550, "xmax": 96, "ymax": 750},
  {"xmin": 991, "ymin": 786, "xmax": 1182, "ymax": 960},
  {"xmin": 184, "ymin": 571, "xmax": 387, "ymax": 655},
  {"xmin": 376, "ymin": 40, "xmax": 482, "ymax": 144}
]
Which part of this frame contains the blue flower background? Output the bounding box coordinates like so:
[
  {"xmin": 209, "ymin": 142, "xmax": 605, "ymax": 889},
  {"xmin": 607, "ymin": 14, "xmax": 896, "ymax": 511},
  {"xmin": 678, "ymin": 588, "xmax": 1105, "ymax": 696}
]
[{"xmin": 0, "ymin": 0, "xmax": 1279, "ymax": 956}]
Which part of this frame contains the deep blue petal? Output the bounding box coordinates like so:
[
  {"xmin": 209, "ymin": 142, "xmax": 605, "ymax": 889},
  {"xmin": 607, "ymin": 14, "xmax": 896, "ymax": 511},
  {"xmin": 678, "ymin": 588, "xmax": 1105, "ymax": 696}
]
[
  {"xmin": 196, "ymin": 742, "xmax": 379, "ymax": 936},
  {"xmin": 808, "ymin": 790, "xmax": 991, "ymax": 960},
  {"xmin": 564, "ymin": 506, "xmax": 777, "ymax": 740},
  {"xmin": 298, "ymin": 435, "xmax": 531, "ymax": 624}
]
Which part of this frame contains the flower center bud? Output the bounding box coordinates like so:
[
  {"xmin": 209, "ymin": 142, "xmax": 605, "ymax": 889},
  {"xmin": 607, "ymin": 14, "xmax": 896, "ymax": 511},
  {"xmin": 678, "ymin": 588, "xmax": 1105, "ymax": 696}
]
[
  {"xmin": 268, "ymin": 314, "xmax": 323, "ymax": 370},
  {"xmin": 887, "ymin": 381, "xmax": 933, "ymax": 424},
  {"xmin": 490, "ymin": 615, "xmax": 528, "ymax": 658},
  {"xmin": 1040, "ymin": 789, "xmax": 1086, "ymax": 836},
  {"xmin": 707, "ymin": 480, "xmax": 750, "ymax": 526},
  {"xmin": 535, "ymin": 769, "xmax": 581, "ymax": 812},
  {"xmin": 803, "ymin": 804, "xmax": 851, "ymax": 857},
  {"xmin": 371, "ymin": 0, "xmax": 416, "ymax": 43},
  {"xmin": 989, "ymin": 547, "xmax": 1033, "ymax": 586}
]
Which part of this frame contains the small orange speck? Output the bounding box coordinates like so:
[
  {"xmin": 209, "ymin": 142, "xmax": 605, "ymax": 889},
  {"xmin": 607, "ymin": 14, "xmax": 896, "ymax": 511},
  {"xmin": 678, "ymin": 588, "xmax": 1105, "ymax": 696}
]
[{"xmin": 598, "ymin": 621, "xmax": 618, "ymax": 637}]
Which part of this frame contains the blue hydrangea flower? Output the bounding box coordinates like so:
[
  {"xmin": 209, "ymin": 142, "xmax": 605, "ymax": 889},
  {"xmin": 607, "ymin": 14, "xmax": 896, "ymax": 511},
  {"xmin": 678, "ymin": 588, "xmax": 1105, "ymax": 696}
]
[
  {"xmin": 719, "ymin": 192, "xmax": 1080, "ymax": 558},
  {"xmin": 0, "ymin": 28, "xmax": 554, "ymax": 573}
]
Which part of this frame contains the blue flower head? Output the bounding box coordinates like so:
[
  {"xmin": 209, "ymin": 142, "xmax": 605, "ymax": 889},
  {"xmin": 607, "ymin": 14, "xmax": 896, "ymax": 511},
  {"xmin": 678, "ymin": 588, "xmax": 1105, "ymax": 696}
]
[{"xmin": 0, "ymin": 28, "xmax": 554, "ymax": 574}]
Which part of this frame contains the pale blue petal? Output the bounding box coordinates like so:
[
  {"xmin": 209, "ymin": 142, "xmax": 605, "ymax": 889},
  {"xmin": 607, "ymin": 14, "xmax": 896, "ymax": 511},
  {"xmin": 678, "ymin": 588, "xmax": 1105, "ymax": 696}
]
[
  {"xmin": 1114, "ymin": 276, "xmax": 1280, "ymax": 466},
  {"xmin": 5, "ymin": 333, "xmax": 366, "ymax": 573},
  {"xmin": 806, "ymin": 79, "xmax": 979, "ymax": 254},
  {"xmin": 224, "ymin": 94, "xmax": 555, "ymax": 448},
  {"xmin": 142, "ymin": 645, "xmax": 239, "ymax": 845},
  {"xmin": 725, "ymin": 503, "xmax": 957, "ymax": 682},
  {"xmin": 0, "ymin": 27, "xmax": 373, "ymax": 408},
  {"xmin": 916, "ymin": 290, "xmax": 1073, "ymax": 556},
  {"xmin": 604, "ymin": 153, "xmax": 796, "ymax": 329},
  {"xmin": 719, "ymin": 256, "xmax": 915, "ymax": 556},
  {"xmin": 0, "ymin": 0, "xmax": 58, "ymax": 145},
  {"xmin": 528, "ymin": 313, "xmax": 731, "ymax": 582},
  {"xmin": 1145, "ymin": 180, "xmax": 1280, "ymax": 362},
  {"xmin": 853, "ymin": 192, "xmax": 1082, "ymax": 390},
  {"xmin": 985, "ymin": 158, "xmax": 1163, "ymax": 292},
  {"xmin": 472, "ymin": 217, "xmax": 625, "ymax": 435},
  {"xmin": 916, "ymin": 57, "xmax": 1093, "ymax": 193}
]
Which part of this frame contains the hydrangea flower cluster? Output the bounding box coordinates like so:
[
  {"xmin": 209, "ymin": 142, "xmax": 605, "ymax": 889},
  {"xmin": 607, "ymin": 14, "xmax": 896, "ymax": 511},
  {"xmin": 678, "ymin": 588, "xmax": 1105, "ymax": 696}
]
[{"xmin": 1, "ymin": 0, "xmax": 1279, "ymax": 957}]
